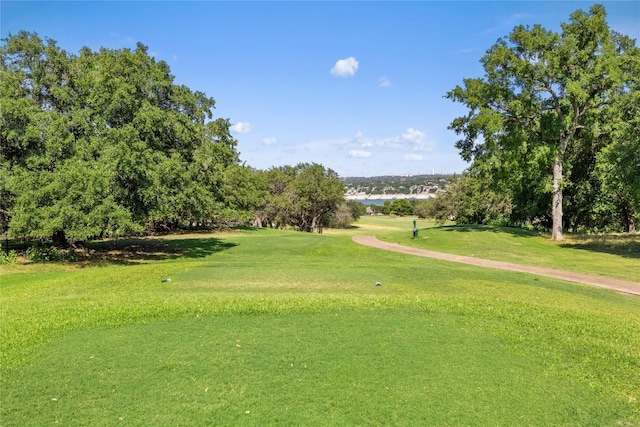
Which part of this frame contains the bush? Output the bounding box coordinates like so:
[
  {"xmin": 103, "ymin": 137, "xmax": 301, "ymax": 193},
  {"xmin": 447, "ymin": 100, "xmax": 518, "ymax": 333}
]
[
  {"xmin": 24, "ymin": 245, "xmax": 63, "ymax": 262},
  {"xmin": 329, "ymin": 203, "xmax": 355, "ymax": 229},
  {"xmin": 64, "ymin": 248, "xmax": 79, "ymax": 262},
  {"xmin": 0, "ymin": 244, "xmax": 18, "ymax": 265}
]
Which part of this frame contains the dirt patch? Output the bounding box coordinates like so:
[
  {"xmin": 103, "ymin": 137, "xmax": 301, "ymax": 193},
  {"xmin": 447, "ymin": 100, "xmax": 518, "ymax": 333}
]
[{"xmin": 353, "ymin": 236, "xmax": 640, "ymax": 296}]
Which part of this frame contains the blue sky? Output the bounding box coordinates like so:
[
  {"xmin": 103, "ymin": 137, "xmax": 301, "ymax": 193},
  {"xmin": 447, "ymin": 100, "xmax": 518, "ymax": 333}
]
[{"xmin": 2, "ymin": 1, "xmax": 639, "ymax": 177}]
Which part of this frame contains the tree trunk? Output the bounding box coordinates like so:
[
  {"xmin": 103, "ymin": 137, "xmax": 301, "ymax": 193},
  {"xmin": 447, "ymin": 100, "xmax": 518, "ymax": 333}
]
[
  {"xmin": 622, "ymin": 201, "xmax": 636, "ymax": 233},
  {"xmin": 551, "ymin": 154, "xmax": 564, "ymax": 241},
  {"xmin": 52, "ymin": 229, "xmax": 68, "ymax": 248}
]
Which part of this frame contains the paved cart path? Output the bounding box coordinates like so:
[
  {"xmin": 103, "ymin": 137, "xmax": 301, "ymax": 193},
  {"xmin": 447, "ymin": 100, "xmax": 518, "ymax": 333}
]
[{"xmin": 353, "ymin": 236, "xmax": 640, "ymax": 296}]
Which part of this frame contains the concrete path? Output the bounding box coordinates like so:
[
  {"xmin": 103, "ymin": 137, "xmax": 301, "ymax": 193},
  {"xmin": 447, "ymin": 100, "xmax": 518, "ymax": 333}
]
[{"xmin": 353, "ymin": 236, "xmax": 640, "ymax": 296}]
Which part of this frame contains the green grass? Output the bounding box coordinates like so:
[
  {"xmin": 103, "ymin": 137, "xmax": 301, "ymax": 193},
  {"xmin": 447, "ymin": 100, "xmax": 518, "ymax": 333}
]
[
  {"xmin": 5, "ymin": 311, "xmax": 631, "ymax": 426},
  {"xmin": 2, "ymin": 223, "xmax": 640, "ymax": 425},
  {"xmin": 369, "ymin": 218, "xmax": 640, "ymax": 282}
]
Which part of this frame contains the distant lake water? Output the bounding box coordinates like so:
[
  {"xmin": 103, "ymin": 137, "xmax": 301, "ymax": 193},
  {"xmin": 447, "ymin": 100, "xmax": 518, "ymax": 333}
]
[
  {"xmin": 349, "ymin": 198, "xmax": 430, "ymax": 206},
  {"xmin": 351, "ymin": 199, "xmax": 387, "ymax": 206}
]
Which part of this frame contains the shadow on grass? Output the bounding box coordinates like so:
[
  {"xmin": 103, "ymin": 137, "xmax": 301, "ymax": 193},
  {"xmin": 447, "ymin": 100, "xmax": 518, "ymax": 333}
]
[
  {"xmin": 437, "ymin": 224, "xmax": 542, "ymax": 238},
  {"xmin": 560, "ymin": 234, "xmax": 640, "ymax": 260},
  {"xmin": 84, "ymin": 237, "xmax": 237, "ymax": 265},
  {"xmin": 437, "ymin": 225, "xmax": 640, "ymax": 259}
]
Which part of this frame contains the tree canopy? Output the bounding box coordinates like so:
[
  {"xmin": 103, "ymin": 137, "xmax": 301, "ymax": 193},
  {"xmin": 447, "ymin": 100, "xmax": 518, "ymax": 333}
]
[
  {"xmin": 446, "ymin": 4, "xmax": 639, "ymax": 238},
  {"xmin": 256, "ymin": 163, "xmax": 345, "ymax": 232},
  {"xmin": 0, "ymin": 31, "xmax": 349, "ymax": 245}
]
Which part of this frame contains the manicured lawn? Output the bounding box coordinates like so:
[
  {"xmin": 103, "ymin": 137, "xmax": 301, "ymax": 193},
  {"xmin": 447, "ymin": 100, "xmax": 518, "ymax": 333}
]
[
  {"xmin": 1, "ymin": 224, "xmax": 639, "ymax": 425},
  {"xmin": 373, "ymin": 217, "xmax": 640, "ymax": 282}
]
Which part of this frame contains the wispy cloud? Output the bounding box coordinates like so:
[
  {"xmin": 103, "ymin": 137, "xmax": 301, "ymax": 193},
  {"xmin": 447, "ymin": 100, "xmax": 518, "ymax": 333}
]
[
  {"xmin": 402, "ymin": 128, "xmax": 425, "ymax": 144},
  {"xmin": 350, "ymin": 128, "xmax": 433, "ymax": 152},
  {"xmin": 263, "ymin": 137, "xmax": 277, "ymax": 146},
  {"xmin": 272, "ymin": 128, "xmax": 434, "ymax": 170},
  {"xmin": 378, "ymin": 76, "xmax": 391, "ymax": 87},
  {"xmin": 349, "ymin": 150, "xmax": 371, "ymax": 158},
  {"xmin": 330, "ymin": 57, "xmax": 359, "ymax": 77},
  {"xmin": 231, "ymin": 122, "xmax": 253, "ymax": 134}
]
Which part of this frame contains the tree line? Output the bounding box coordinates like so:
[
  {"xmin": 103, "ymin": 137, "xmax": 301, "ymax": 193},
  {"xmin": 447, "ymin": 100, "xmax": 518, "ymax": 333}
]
[
  {"xmin": 442, "ymin": 4, "xmax": 639, "ymax": 238},
  {"xmin": 0, "ymin": 32, "xmax": 348, "ymax": 247},
  {"xmin": 3, "ymin": 3, "xmax": 638, "ymax": 248}
]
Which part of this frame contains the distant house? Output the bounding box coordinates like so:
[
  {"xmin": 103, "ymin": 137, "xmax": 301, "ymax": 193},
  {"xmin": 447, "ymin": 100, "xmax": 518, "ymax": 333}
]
[{"xmin": 366, "ymin": 207, "xmax": 376, "ymax": 215}]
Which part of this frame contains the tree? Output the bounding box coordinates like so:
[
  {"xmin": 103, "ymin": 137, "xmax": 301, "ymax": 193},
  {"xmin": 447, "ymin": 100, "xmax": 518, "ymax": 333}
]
[
  {"xmin": 447, "ymin": 4, "xmax": 638, "ymax": 240},
  {"xmin": 414, "ymin": 200, "xmax": 432, "ymax": 219},
  {"xmin": 293, "ymin": 163, "xmax": 344, "ymax": 232},
  {"xmin": 259, "ymin": 166, "xmax": 298, "ymax": 229},
  {"xmin": 389, "ymin": 199, "xmax": 414, "ymax": 217},
  {"xmin": 345, "ymin": 200, "xmax": 366, "ymax": 221},
  {"xmin": 329, "ymin": 203, "xmax": 355, "ymax": 229},
  {"xmin": 596, "ymin": 84, "xmax": 640, "ymax": 233},
  {"xmin": 1, "ymin": 32, "xmax": 243, "ymax": 244},
  {"xmin": 260, "ymin": 163, "xmax": 344, "ymax": 232},
  {"xmin": 425, "ymin": 173, "xmax": 512, "ymax": 226}
]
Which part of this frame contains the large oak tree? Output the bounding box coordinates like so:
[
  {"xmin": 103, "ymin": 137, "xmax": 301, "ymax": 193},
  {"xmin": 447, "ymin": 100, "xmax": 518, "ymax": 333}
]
[{"xmin": 1, "ymin": 31, "xmax": 240, "ymax": 244}]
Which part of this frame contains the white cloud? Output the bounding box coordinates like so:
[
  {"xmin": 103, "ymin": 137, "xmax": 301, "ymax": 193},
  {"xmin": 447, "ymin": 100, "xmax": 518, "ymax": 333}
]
[
  {"xmin": 402, "ymin": 128, "xmax": 426, "ymax": 143},
  {"xmin": 378, "ymin": 76, "xmax": 391, "ymax": 87},
  {"xmin": 330, "ymin": 57, "xmax": 359, "ymax": 77},
  {"xmin": 263, "ymin": 137, "xmax": 277, "ymax": 146},
  {"xmin": 346, "ymin": 128, "xmax": 435, "ymax": 165},
  {"xmin": 349, "ymin": 128, "xmax": 432, "ymax": 151},
  {"xmin": 354, "ymin": 130, "xmax": 374, "ymax": 147},
  {"xmin": 231, "ymin": 122, "xmax": 253, "ymax": 134},
  {"xmin": 349, "ymin": 150, "xmax": 371, "ymax": 158}
]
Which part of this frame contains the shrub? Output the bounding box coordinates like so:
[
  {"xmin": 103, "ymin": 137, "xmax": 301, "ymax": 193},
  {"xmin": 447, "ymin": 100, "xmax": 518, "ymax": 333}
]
[
  {"xmin": 0, "ymin": 244, "xmax": 18, "ymax": 265},
  {"xmin": 24, "ymin": 245, "xmax": 62, "ymax": 262}
]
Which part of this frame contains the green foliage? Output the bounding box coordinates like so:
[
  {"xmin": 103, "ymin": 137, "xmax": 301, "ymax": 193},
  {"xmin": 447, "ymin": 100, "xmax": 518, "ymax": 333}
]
[
  {"xmin": 0, "ymin": 244, "xmax": 18, "ymax": 265},
  {"xmin": 595, "ymin": 78, "xmax": 640, "ymax": 232},
  {"xmin": 259, "ymin": 163, "xmax": 345, "ymax": 232},
  {"xmin": 446, "ymin": 4, "xmax": 640, "ymax": 237},
  {"xmin": 414, "ymin": 200, "xmax": 433, "ymax": 219},
  {"xmin": 388, "ymin": 198, "xmax": 414, "ymax": 216},
  {"xmin": 328, "ymin": 200, "xmax": 366, "ymax": 229},
  {"xmin": 426, "ymin": 173, "xmax": 512, "ymax": 226},
  {"xmin": 328, "ymin": 203, "xmax": 354, "ymax": 229},
  {"xmin": 345, "ymin": 200, "xmax": 366, "ymax": 220},
  {"xmin": 24, "ymin": 244, "xmax": 62, "ymax": 262},
  {"xmin": 0, "ymin": 31, "xmax": 245, "ymax": 245}
]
